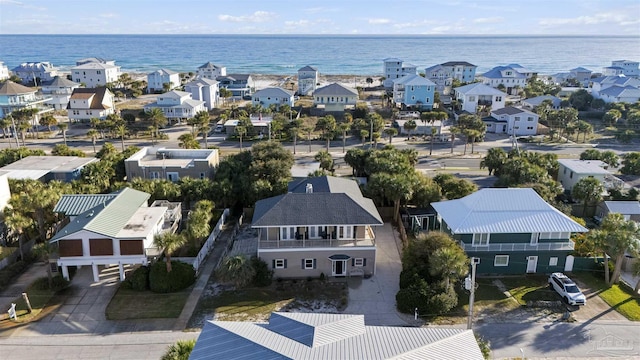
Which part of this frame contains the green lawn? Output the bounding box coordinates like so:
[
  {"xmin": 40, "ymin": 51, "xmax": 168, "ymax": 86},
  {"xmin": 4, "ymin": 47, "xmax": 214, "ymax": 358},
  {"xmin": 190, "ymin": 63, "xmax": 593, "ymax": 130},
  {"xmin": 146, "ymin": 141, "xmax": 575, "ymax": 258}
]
[
  {"xmin": 573, "ymin": 272, "xmax": 640, "ymax": 321},
  {"xmin": 0, "ymin": 278, "xmax": 56, "ymax": 323},
  {"xmin": 500, "ymin": 276, "xmax": 560, "ymax": 305},
  {"xmin": 105, "ymin": 286, "xmax": 191, "ymax": 320},
  {"xmin": 438, "ymin": 278, "xmax": 515, "ymax": 323},
  {"xmin": 187, "ymin": 280, "xmax": 347, "ymax": 328},
  {"xmin": 0, "ymin": 247, "xmax": 16, "ymax": 261}
]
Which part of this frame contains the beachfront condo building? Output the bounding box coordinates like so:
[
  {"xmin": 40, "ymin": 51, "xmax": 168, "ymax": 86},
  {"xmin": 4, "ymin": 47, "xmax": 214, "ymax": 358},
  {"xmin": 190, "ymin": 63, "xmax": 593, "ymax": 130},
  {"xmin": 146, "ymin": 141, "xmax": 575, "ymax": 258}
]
[
  {"xmin": 184, "ymin": 78, "xmax": 220, "ymax": 110},
  {"xmin": 0, "ymin": 81, "xmax": 53, "ymax": 119},
  {"xmin": 147, "ymin": 68, "xmax": 181, "ymax": 93},
  {"xmin": 425, "ymin": 61, "xmax": 477, "ymax": 94},
  {"xmin": 67, "ymin": 87, "xmax": 115, "ymax": 122},
  {"xmin": 71, "ymin": 58, "xmax": 120, "ymax": 88},
  {"xmin": 0, "ymin": 62, "xmax": 9, "ymax": 81},
  {"xmin": 383, "ymin": 58, "xmax": 417, "ymax": 88},
  {"xmin": 297, "ymin": 65, "xmax": 318, "ymax": 96},
  {"xmin": 198, "ymin": 62, "xmax": 226, "ymax": 80},
  {"xmin": 41, "ymin": 76, "xmax": 82, "ymax": 110},
  {"xmin": 11, "ymin": 62, "xmax": 59, "ymax": 85}
]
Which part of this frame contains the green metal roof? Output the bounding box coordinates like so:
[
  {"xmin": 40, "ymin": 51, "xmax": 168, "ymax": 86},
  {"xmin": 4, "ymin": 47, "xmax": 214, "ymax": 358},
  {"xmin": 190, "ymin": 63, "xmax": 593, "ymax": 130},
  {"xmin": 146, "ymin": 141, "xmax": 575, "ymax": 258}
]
[{"xmin": 53, "ymin": 194, "xmax": 118, "ymax": 216}]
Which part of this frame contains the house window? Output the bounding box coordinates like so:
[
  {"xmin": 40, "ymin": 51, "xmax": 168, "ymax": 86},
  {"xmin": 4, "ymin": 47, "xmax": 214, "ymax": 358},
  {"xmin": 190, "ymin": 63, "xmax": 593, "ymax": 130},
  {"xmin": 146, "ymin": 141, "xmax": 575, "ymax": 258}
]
[
  {"xmin": 200, "ymin": 172, "xmax": 206, "ymax": 179},
  {"xmin": 150, "ymin": 171, "xmax": 160, "ymax": 179},
  {"xmin": 515, "ymin": 117, "xmax": 521, "ymax": 122},
  {"xmin": 303, "ymin": 258, "xmax": 316, "ymax": 269},
  {"xmin": 496, "ymin": 96, "xmax": 502, "ymax": 102},
  {"xmin": 353, "ymin": 258, "xmax": 365, "ymax": 267},
  {"xmin": 425, "ymin": 97, "xmax": 430, "ymax": 103},
  {"xmin": 549, "ymin": 257, "xmax": 558, "ymax": 266},
  {"xmin": 337, "ymin": 226, "xmax": 353, "ymax": 239},
  {"xmin": 530, "ymin": 233, "xmax": 539, "ymax": 245},
  {"xmin": 469, "ymin": 96, "xmax": 475, "ymax": 101},
  {"xmin": 570, "ymin": 171, "xmax": 573, "ymax": 179},
  {"xmin": 281, "ymin": 227, "xmax": 296, "ymax": 240},
  {"xmin": 274, "ymin": 259, "xmax": 286, "ymax": 269},
  {"xmin": 527, "ymin": 117, "xmax": 534, "ymax": 121},
  {"xmin": 494, "ymin": 255, "xmax": 509, "ymax": 266},
  {"xmin": 472, "ymin": 233, "xmax": 490, "ymax": 246}
]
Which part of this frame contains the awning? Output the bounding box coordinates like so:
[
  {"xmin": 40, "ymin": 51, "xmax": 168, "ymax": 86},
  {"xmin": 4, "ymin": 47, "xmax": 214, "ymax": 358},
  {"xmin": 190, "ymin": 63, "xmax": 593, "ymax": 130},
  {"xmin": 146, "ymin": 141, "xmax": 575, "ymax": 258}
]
[{"xmin": 328, "ymin": 254, "xmax": 351, "ymax": 260}]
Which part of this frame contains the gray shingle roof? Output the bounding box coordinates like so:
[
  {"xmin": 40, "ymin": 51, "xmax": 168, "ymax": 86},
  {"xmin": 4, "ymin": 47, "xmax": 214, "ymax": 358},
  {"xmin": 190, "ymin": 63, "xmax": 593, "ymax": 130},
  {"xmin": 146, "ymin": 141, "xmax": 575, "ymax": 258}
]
[
  {"xmin": 0, "ymin": 81, "xmax": 35, "ymax": 95},
  {"xmin": 189, "ymin": 312, "xmax": 484, "ymax": 360},
  {"xmin": 313, "ymin": 83, "xmax": 358, "ymax": 96},
  {"xmin": 441, "ymin": 61, "xmax": 476, "ymax": 67},
  {"xmin": 253, "ymin": 87, "xmax": 294, "ymax": 98},
  {"xmin": 492, "ymin": 106, "xmax": 526, "ymax": 115},
  {"xmin": 298, "ymin": 65, "xmax": 318, "ymax": 72},
  {"xmin": 432, "ymin": 188, "xmax": 588, "ymax": 234}
]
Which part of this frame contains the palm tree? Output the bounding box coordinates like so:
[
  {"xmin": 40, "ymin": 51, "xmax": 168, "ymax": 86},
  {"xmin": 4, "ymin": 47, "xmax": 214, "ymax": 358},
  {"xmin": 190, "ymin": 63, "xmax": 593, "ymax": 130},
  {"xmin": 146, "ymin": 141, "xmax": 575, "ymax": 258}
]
[
  {"xmin": 215, "ymin": 255, "xmax": 256, "ymax": 288},
  {"xmin": 338, "ymin": 122, "xmax": 351, "ymax": 153},
  {"xmin": 32, "ymin": 242, "xmax": 55, "ymax": 289},
  {"xmin": 86, "ymin": 129, "xmax": 99, "ymax": 154},
  {"xmin": 0, "ymin": 118, "xmax": 12, "ymax": 148},
  {"xmin": 161, "ymin": 339, "xmax": 196, "ymax": 360},
  {"xmin": 360, "ymin": 129, "xmax": 369, "ymax": 147},
  {"xmin": 58, "ymin": 122, "xmax": 68, "ymax": 146},
  {"xmin": 449, "ymin": 126, "xmax": 460, "ymax": 154},
  {"xmin": 383, "ymin": 127, "xmax": 398, "ymax": 144},
  {"xmin": 302, "ymin": 125, "xmax": 313, "ymax": 153},
  {"xmin": 115, "ymin": 125, "xmax": 127, "ymax": 151},
  {"xmin": 429, "ymin": 246, "xmax": 469, "ymax": 289},
  {"xmin": 236, "ymin": 125, "xmax": 247, "ymax": 151},
  {"xmin": 314, "ymin": 151, "xmax": 333, "ymax": 173},
  {"xmin": 429, "ymin": 127, "xmax": 437, "ymax": 155},
  {"xmin": 154, "ymin": 232, "xmax": 187, "ymax": 272},
  {"xmin": 403, "ymin": 120, "xmax": 417, "ymax": 139},
  {"xmin": 316, "ymin": 115, "xmax": 336, "ymax": 152},
  {"xmin": 178, "ymin": 133, "xmax": 200, "ymax": 149},
  {"xmin": 5, "ymin": 211, "xmax": 33, "ymax": 261},
  {"xmin": 145, "ymin": 108, "xmax": 168, "ymax": 139}
]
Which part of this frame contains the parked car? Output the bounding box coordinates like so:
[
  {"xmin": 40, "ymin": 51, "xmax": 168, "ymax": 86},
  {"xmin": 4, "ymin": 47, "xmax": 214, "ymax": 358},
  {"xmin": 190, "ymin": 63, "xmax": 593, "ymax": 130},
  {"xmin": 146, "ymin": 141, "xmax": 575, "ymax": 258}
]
[
  {"xmin": 548, "ymin": 272, "xmax": 586, "ymax": 306},
  {"xmin": 213, "ymin": 124, "xmax": 225, "ymax": 133}
]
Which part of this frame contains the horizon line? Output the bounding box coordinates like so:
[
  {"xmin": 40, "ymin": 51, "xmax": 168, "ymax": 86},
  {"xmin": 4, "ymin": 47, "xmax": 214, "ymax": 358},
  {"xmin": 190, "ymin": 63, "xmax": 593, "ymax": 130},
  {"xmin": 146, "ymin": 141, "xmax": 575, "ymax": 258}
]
[{"xmin": 1, "ymin": 33, "xmax": 638, "ymax": 37}]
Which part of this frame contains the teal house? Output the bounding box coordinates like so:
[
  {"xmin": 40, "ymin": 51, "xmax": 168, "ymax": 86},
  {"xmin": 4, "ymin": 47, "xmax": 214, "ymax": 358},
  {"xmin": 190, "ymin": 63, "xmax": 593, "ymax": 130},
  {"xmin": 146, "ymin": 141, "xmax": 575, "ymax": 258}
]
[{"xmin": 432, "ymin": 188, "xmax": 587, "ymax": 274}]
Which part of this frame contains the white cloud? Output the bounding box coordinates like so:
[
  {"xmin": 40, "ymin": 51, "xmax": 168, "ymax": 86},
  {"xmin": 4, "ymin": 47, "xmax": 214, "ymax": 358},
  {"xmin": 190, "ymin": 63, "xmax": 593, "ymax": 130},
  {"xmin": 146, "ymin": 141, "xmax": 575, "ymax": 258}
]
[
  {"xmin": 538, "ymin": 9, "xmax": 638, "ymax": 27},
  {"xmin": 473, "ymin": 17, "xmax": 503, "ymax": 24},
  {"xmin": 368, "ymin": 18, "xmax": 391, "ymax": 25},
  {"xmin": 303, "ymin": 7, "xmax": 338, "ymax": 14},
  {"xmin": 392, "ymin": 20, "xmax": 441, "ymax": 29},
  {"xmin": 0, "ymin": 0, "xmax": 46, "ymax": 11},
  {"xmin": 99, "ymin": 13, "xmax": 118, "ymax": 19},
  {"xmin": 218, "ymin": 11, "xmax": 276, "ymax": 23},
  {"xmin": 284, "ymin": 20, "xmax": 310, "ymax": 26}
]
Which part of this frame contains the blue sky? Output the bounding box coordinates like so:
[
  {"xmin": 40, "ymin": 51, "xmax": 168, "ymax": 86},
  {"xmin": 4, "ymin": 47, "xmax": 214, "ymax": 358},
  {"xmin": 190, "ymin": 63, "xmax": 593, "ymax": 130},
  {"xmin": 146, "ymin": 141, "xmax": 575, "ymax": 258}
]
[{"xmin": 1, "ymin": 0, "xmax": 639, "ymax": 35}]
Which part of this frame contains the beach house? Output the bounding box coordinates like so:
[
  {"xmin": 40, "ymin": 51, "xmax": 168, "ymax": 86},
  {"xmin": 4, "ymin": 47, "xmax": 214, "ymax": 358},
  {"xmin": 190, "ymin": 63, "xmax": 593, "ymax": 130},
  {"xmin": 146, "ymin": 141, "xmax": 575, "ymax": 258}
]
[
  {"xmin": 124, "ymin": 147, "xmax": 219, "ymax": 182},
  {"xmin": 197, "ymin": 62, "xmax": 226, "ymax": 80},
  {"xmin": 0, "ymin": 81, "xmax": 53, "ymax": 119},
  {"xmin": 392, "ymin": 74, "xmax": 436, "ymax": 110},
  {"xmin": 217, "ymin": 74, "xmax": 254, "ymax": 98},
  {"xmin": 11, "ymin": 62, "xmax": 59, "ymax": 84},
  {"xmin": 483, "ymin": 106, "xmax": 539, "ymax": 136},
  {"xmin": 452, "ymin": 83, "xmax": 506, "ymax": 114},
  {"xmin": 252, "ymin": 176, "xmax": 383, "ymax": 279},
  {"xmin": 252, "ymin": 87, "xmax": 294, "ymax": 110},
  {"xmin": 71, "ymin": 58, "xmax": 120, "ymax": 88},
  {"xmin": 522, "ymin": 95, "xmax": 562, "ymax": 110},
  {"xmin": 147, "ymin": 68, "xmax": 180, "ymax": 93},
  {"xmin": 0, "ymin": 155, "xmax": 98, "ymax": 182},
  {"xmin": 603, "ymin": 60, "xmax": 639, "ymax": 78},
  {"xmin": 67, "ymin": 87, "xmax": 115, "ymax": 122},
  {"xmin": 313, "ymin": 83, "xmax": 358, "ymax": 112},
  {"xmin": 569, "ymin": 67, "xmax": 593, "ymax": 87},
  {"xmin": 297, "ymin": 65, "xmax": 318, "ymax": 96},
  {"xmin": 425, "ymin": 61, "xmax": 477, "ymax": 93},
  {"xmin": 432, "ymin": 188, "xmax": 588, "ymax": 274},
  {"xmin": 0, "ymin": 62, "xmax": 9, "ymax": 81},
  {"xmin": 480, "ymin": 65, "xmax": 528, "ymax": 95},
  {"xmin": 184, "ymin": 78, "xmax": 220, "ymax": 110},
  {"xmin": 143, "ymin": 90, "xmax": 206, "ymax": 123},
  {"xmin": 382, "ymin": 58, "xmax": 417, "ymax": 88},
  {"xmin": 557, "ymin": 159, "xmax": 622, "ymax": 193},
  {"xmin": 41, "ymin": 76, "xmax": 81, "ymax": 110}
]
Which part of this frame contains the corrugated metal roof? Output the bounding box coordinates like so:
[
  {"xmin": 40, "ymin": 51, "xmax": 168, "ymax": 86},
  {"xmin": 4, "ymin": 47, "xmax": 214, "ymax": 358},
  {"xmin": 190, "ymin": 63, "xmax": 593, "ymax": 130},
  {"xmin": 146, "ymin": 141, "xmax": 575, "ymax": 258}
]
[
  {"xmin": 432, "ymin": 188, "xmax": 588, "ymax": 234},
  {"xmin": 53, "ymin": 194, "xmax": 118, "ymax": 216},
  {"xmin": 604, "ymin": 201, "xmax": 640, "ymax": 215},
  {"xmin": 454, "ymin": 82, "xmax": 505, "ymax": 96},
  {"xmin": 189, "ymin": 312, "xmax": 483, "ymax": 360},
  {"xmin": 557, "ymin": 159, "xmax": 610, "ymax": 175}
]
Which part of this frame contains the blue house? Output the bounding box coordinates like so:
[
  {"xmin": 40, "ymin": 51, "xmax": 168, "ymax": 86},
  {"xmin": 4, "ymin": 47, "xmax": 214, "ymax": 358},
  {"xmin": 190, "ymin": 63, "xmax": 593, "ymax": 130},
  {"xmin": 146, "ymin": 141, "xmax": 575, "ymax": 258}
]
[
  {"xmin": 392, "ymin": 74, "xmax": 436, "ymax": 110},
  {"xmin": 432, "ymin": 188, "xmax": 587, "ymax": 275}
]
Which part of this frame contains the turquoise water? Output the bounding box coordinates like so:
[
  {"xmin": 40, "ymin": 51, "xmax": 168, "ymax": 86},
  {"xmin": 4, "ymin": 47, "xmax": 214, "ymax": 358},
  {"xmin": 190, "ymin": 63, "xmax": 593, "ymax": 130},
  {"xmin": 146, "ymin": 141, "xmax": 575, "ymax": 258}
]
[{"xmin": 1, "ymin": 34, "xmax": 639, "ymax": 75}]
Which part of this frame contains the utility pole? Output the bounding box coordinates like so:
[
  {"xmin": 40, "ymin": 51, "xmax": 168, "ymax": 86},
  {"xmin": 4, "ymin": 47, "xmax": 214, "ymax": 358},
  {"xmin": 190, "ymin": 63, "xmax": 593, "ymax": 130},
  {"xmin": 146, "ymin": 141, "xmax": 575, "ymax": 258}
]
[
  {"xmin": 369, "ymin": 118, "xmax": 374, "ymax": 148},
  {"xmin": 467, "ymin": 257, "xmax": 479, "ymax": 330}
]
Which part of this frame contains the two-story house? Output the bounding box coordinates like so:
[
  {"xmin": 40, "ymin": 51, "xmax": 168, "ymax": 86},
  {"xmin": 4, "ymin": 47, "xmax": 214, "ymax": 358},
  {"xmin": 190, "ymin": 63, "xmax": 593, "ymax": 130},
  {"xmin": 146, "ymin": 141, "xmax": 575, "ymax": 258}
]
[
  {"xmin": 41, "ymin": 76, "xmax": 81, "ymax": 110},
  {"xmin": 11, "ymin": 62, "xmax": 59, "ymax": 84},
  {"xmin": 590, "ymin": 76, "xmax": 640, "ymax": 103},
  {"xmin": 50, "ymin": 187, "xmax": 181, "ymax": 283},
  {"xmin": 67, "ymin": 87, "xmax": 115, "ymax": 122},
  {"xmin": 557, "ymin": 159, "xmax": 622, "ymax": 193},
  {"xmin": 392, "ymin": 74, "xmax": 436, "ymax": 110},
  {"xmin": 297, "ymin": 65, "xmax": 319, "ymax": 96},
  {"xmin": 147, "ymin": 68, "xmax": 181, "ymax": 93},
  {"xmin": 184, "ymin": 78, "xmax": 220, "ymax": 111},
  {"xmin": 432, "ymin": 188, "xmax": 588, "ymax": 274},
  {"xmin": 252, "ymin": 176, "xmax": 383, "ymax": 278},
  {"xmin": 484, "ymin": 106, "xmax": 538, "ymax": 136},
  {"xmin": 0, "ymin": 62, "xmax": 9, "ymax": 81},
  {"xmin": 198, "ymin": 62, "xmax": 226, "ymax": 80},
  {"xmin": 71, "ymin": 58, "xmax": 120, "ymax": 88},
  {"xmin": 217, "ymin": 74, "xmax": 254, "ymax": 98},
  {"xmin": 425, "ymin": 61, "xmax": 477, "ymax": 93},
  {"xmin": 481, "ymin": 65, "xmax": 529, "ymax": 94},
  {"xmin": 0, "ymin": 81, "xmax": 53, "ymax": 119},
  {"xmin": 252, "ymin": 87, "xmax": 294, "ymax": 110},
  {"xmin": 569, "ymin": 67, "xmax": 593, "ymax": 87},
  {"xmin": 124, "ymin": 147, "xmax": 219, "ymax": 182},
  {"xmin": 313, "ymin": 83, "xmax": 358, "ymax": 112},
  {"xmin": 603, "ymin": 60, "xmax": 639, "ymax": 78},
  {"xmin": 143, "ymin": 90, "xmax": 206, "ymax": 123},
  {"xmin": 383, "ymin": 58, "xmax": 417, "ymax": 88},
  {"xmin": 453, "ymin": 83, "xmax": 506, "ymax": 114}
]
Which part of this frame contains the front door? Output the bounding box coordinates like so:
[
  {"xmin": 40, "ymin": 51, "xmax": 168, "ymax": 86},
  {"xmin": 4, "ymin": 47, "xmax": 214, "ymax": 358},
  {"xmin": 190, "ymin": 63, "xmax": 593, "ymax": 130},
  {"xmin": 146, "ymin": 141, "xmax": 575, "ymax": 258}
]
[
  {"xmin": 332, "ymin": 260, "xmax": 347, "ymax": 277},
  {"xmin": 526, "ymin": 256, "xmax": 538, "ymax": 273}
]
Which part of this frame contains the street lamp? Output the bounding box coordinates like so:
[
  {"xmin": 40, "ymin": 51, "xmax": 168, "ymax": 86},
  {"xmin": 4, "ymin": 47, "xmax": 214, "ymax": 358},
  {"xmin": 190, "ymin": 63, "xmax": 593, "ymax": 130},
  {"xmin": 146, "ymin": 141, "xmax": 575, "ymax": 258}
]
[{"xmin": 466, "ymin": 257, "xmax": 479, "ymax": 330}]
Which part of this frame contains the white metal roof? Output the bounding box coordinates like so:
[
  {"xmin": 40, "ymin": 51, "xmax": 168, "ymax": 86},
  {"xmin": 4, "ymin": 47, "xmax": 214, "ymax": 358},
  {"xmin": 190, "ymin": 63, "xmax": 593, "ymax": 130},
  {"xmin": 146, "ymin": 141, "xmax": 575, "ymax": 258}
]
[
  {"xmin": 432, "ymin": 188, "xmax": 588, "ymax": 234},
  {"xmin": 604, "ymin": 201, "xmax": 640, "ymax": 215},
  {"xmin": 557, "ymin": 159, "xmax": 610, "ymax": 175}
]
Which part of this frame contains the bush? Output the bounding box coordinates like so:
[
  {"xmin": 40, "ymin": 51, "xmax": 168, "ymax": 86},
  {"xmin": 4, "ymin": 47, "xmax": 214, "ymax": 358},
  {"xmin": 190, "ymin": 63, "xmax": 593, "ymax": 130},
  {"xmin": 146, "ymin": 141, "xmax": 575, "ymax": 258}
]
[
  {"xmin": 0, "ymin": 260, "xmax": 30, "ymax": 291},
  {"xmin": 161, "ymin": 339, "xmax": 195, "ymax": 360},
  {"xmin": 250, "ymin": 256, "xmax": 273, "ymax": 287},
  {"xmin": 396, "ymin": 275, "xmax": 458, "ymax": 316},
  {"xmin": 149, "ymin": 261, "xmax": 196, "ymax": 293},
  {"xmin": 33, "ymin": 275, "xmax": 70, "ymax": 292},
  {"xmin": 122, "ymin": 266, "xmax": 149, "ymax": 291}
]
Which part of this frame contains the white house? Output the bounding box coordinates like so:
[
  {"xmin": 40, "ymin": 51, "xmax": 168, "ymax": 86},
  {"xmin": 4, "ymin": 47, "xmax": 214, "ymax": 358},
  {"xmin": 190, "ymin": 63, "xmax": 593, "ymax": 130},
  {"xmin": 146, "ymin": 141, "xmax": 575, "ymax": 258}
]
[
  {"xmin": 0, "ymin": 171, "xmax": 11, "ymax": 213},
  {"xmin": 313, "ymin": 83, "xmax": 358, "ymax": 112},
  {"xmin": 522, "ymin": 95, "xmax": 562, "ymax": 110},
  {"xmin": 147, "ymin": 68, "xmax": 180, "ymax": 93},
  {"xmin": 67, "ymin": 87, "xmax": 115, "ymax": 122},
  {"xmin": 569, "ymin": 67, "xmax": 593, "ymax": 86},
  {"xmin": 41, "ymin": 76, "xmax": 82, "ymax": 110},
  {"xmin": 297, "ymin": 65, "xmax": 318, "ymax": 96},
  {"xmin": 598, "ymin": 86, "xmax": 640, "ymax": 104},
  {"xmin": 557, "ymin": 159, "xmax": 619, "ymax": 193},
  {"xmin": 0, "ymin": 81, "xmax": 53, "ymax": 119},
  {"xmin": 50, "ymin": 188, "xmax": 181, "ymax": 283},
  {"xmin": 11, "ymin": 62, "xmax": 59, "ymax": 84},
  {"xmin": 590, "ymin": 76, "xmax": 640, "ymax": 103},
  {"xmin": 425, "ymin": 61, "xmax": 477, "ymax": 93},
  {"xmin": 184, "ymin": 78, "xmax": 219, "ymax": 110},
  {"xmin": 383, "ymin": 58, "xmax": 417, "ymax": 88},
  {"xmin": 484, "ymin": 106, "xmax": 538, "ymax": 136},
  {"xmin": 198, "ymin": 62, "xmax": 226, "ymax": 80},
  {"xmin": 143, "ymin": 90, "xmax": 206, "ymax": 122},
  {"xmin": 0, "ymin": 62, "xmax": 9, "ymax": 81},
  {"xmin": 71, "ymin": 58, "xmax": 120, "ymax": 88},
  {"xmin": 481, "ymin": 65, "xmax": 528, "ymax": 95},
  {"xmin": 453, "ymin": 83, "xmax": 506, "ymax": 114},
  {"xmin": 252, "ymin": 87, "xmax": 294, "ymax": 110},
  {"xmin": 603, "ymin": 60, "xmax": 639, "ymax": 78}
]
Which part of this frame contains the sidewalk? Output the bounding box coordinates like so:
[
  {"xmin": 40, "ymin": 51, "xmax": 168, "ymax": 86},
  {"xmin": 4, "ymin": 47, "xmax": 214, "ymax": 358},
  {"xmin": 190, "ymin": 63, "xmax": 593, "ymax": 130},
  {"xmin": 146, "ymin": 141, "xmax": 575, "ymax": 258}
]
[{"xmin": 0, "ymin": 262, "xmax": 48, "ymax": 316}]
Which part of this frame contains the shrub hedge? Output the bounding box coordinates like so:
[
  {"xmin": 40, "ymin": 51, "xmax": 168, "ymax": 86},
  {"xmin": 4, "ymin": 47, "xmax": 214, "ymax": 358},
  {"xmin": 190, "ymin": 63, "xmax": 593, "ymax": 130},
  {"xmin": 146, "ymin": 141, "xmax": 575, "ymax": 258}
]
[
  {"xmin": 122, "ymin": 266, "xmax": 150, "ymax": 291},
  {"xmin": 149, "ymin": 261, "xmax": 195, "ymax": 293},
  {"xmin": 251, "ymin": 256, "xmax": 273, "ymax": 287}
]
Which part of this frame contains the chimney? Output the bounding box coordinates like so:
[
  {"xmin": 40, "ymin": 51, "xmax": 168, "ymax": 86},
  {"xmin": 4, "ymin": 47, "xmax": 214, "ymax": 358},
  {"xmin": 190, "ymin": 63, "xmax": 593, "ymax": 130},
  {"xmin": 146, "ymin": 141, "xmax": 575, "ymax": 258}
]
[{"xmin": 306, "ymin": 183, "xmax": 313, "ymax": 194}]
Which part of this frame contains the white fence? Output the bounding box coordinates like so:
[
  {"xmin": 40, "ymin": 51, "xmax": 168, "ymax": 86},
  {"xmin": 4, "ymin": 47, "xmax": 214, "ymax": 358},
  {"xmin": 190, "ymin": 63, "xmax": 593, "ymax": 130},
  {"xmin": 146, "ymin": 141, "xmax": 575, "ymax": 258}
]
[{"xmin": 192, "ymin": 208, "xmax": 229, "ymax": 274}]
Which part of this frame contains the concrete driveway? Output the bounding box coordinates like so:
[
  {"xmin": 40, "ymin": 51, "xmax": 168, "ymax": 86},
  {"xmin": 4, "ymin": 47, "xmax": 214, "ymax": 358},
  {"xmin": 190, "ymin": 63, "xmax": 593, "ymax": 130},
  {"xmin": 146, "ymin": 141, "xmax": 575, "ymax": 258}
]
[
  {"xmin": 343, "ymin": 223, "xmax": 414, "ymax": 326},
  {"xmin": 571, "ymin": 278, "xmax": 628, "ymax": 322}
]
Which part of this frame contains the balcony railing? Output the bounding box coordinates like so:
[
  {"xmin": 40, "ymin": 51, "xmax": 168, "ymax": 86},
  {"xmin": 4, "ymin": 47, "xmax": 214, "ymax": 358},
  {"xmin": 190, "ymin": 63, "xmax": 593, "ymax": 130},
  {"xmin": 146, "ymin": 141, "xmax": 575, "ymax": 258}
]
[
  {"xmin": 460, "ymin": 241, "xmax": 574, "ymax": 252},
  {"xmin": 477, "ymin": 100, "xmax": 493, "ymax": 106},
  {"xmin": 259, "ymin": 237, "xmax": 375, "ymax": 249}
]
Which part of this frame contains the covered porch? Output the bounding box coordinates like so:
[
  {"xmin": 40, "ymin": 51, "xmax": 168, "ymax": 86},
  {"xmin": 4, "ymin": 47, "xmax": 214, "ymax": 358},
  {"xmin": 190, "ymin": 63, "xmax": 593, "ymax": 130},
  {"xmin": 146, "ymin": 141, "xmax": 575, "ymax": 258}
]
[{"xmin": 257, "ymin": 225, "xmax": 376, "ymax": 249}]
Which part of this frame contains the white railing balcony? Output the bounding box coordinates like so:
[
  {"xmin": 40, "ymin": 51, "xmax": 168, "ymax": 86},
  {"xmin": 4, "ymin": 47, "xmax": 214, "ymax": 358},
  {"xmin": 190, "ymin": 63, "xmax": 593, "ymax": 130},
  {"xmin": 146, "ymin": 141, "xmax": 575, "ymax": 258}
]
[
  {"xmin": 460, "ymin": 241, "xmax": 574, "ymax": 252},
  {"xmin": 259, "ymin": 237, "xmax": 374, "ymax": 249}
]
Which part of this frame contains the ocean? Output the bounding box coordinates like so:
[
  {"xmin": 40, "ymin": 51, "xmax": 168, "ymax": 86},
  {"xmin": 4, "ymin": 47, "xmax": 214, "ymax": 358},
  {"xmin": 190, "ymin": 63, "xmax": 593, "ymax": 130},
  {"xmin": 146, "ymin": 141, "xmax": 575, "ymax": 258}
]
[{"xmin": 1, "ymin": 34, "xmax": 639, "ymax": 76}]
